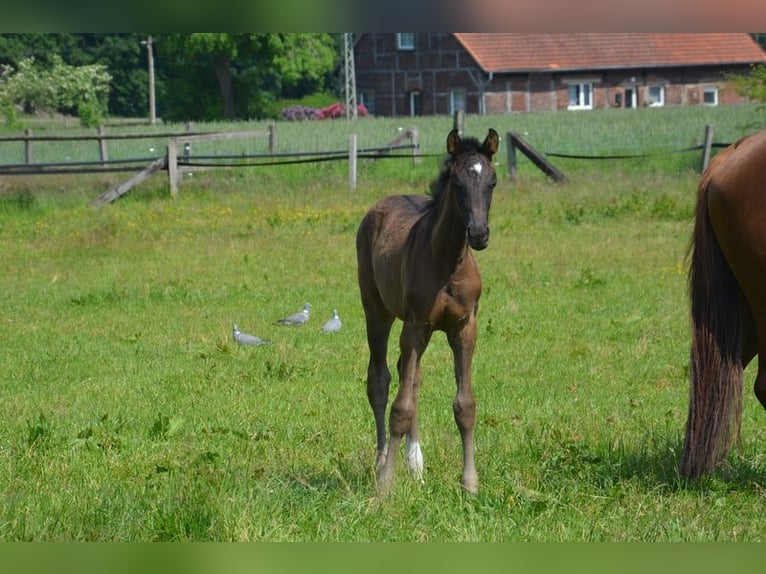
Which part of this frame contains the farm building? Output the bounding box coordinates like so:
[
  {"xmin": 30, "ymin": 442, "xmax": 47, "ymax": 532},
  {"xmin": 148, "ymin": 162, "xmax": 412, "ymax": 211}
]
[{"xmin": 353, "ymin": 33, "xmax": 766, "ymax": 117}]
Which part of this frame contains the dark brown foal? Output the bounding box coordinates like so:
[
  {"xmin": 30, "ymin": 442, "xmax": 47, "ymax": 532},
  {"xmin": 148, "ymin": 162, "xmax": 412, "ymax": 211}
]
[{"xmin": 356, "ymin": 128, "xmax": 499, "ymax": 494}]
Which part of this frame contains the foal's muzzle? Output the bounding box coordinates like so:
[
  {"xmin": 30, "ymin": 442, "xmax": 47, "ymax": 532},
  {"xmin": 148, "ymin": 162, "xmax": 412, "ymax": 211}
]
[{"xmin": 467, "ymin": 228, "xmax": 489, "ymax": 250}]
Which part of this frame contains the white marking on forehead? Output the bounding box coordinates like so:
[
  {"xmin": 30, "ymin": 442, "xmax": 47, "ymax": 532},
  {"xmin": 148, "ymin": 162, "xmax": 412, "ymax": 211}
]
[{"xmin": 469, "ymin": 161, "xmax": 483, "ymax": 175}]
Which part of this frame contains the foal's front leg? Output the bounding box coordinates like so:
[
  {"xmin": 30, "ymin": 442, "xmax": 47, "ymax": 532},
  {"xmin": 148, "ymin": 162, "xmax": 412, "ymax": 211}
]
[
  {"xmin": 448, "ymin": 314, "xmax": 479, "ymax": 494},
  {"xmin": 377, "ymin": 322, "xmax": 431, "ymax": 494}
]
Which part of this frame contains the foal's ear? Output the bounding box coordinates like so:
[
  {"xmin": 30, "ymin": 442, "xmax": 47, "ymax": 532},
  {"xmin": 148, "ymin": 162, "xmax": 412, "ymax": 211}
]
[
  {"xmin": 482, "ymin": 129, "xmax": 499, "ymax": 157},
  {"xmin": 446, "ymin": 129, "xmax": 461, "ymax": 156}
]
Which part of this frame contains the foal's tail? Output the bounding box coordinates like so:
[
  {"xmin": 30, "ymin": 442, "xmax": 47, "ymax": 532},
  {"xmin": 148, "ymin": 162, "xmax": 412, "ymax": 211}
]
[{"xmin": 680, "ymin": 163, "xmax": 745, "ymax": 478}]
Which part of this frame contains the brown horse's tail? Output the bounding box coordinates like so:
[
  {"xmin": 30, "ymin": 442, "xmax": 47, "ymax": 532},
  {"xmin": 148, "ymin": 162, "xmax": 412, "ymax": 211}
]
[{"xmin": 680, "ymin": 166, "xmax": 744, "ymax": 478}]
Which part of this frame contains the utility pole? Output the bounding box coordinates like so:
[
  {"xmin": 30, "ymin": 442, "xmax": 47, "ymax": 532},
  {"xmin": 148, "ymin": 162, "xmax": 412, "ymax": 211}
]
[
  {"xmin": 343, "ymin": 33, "xmax": 357, "ymax": 119},
  {"xmin": 142, "ymin": 35, "xmax": 157, "ymax": 125}
]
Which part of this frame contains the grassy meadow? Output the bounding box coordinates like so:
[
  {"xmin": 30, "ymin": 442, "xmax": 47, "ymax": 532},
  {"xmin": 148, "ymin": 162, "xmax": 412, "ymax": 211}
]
[{"xmin": 1, "ymin": 105, "xmax": 766, "ymax": 541}]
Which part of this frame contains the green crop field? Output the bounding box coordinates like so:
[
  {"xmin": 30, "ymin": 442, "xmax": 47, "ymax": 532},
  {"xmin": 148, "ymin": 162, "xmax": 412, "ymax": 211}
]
[{"xmin": 1, "ymin": 105, "xmax": 765, "ymax": 541}]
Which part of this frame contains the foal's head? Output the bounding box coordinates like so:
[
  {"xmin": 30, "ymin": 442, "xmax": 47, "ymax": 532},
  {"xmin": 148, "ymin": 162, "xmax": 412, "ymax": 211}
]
[{"xmin": 442, "ymin": 128, "xmax": 499, "ymax": 250}]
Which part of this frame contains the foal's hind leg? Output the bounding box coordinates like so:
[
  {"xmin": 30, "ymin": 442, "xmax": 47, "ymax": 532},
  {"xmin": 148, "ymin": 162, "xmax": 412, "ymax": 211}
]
[
  {"xmin": 447, "ymin": 314, "xmax": 479, "ymax": 494},
  {"xmin": 363, "ymin": 307, "xmax": 395, "ymax": 470}
]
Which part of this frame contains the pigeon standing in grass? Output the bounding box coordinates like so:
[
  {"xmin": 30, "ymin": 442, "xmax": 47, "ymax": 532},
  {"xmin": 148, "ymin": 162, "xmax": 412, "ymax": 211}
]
[
  {"xmin": 276, "ymin": 302, "xmax": 311, "ymax": 326},
  {"xmin": 232, "ymin": 324, "xmax": 271, "ymax": 346},
  {"xmin": 320, "ymin": 309, "xmax": 342, "ymax": 333}
]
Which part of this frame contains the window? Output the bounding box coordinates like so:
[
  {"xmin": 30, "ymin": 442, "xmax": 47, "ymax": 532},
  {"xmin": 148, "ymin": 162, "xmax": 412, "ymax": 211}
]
[
  {"xmin": 703, "ymin": 86, "xmax": 719, "ymax": 106},
  {"xmin": 359, "ymin": 89, "xmax": 375, "ymax": 115},
  {"xmin": 624, "ymin": 88, "xmax": 637, "ymax": 108},
  {"xmin": 449, "ymin": 89, "xmax": 466, "ymax": 115},
  {"xmin": 568, "ymin": 82, "xmax": 593, "ymax": 110},
  {"xmin": 648, "ymin": 85, "xmax": 665, "ymax": 107},
  {"xmin": 408, "ymin": 91, "xmax": 421, "ymax": 117},
  {"xmin": 397, "ymin": 33, "xmax": 415, "ymax": 50}
]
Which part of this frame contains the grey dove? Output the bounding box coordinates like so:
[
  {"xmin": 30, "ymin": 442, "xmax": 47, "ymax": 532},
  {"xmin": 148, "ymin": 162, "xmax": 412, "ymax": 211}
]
[
  {"xmin": 276, "ymin": 302, "xmax": 311, "ymax": 326},
  {"xmin": 320, "ymin": 309, "xmax": 342, "ymax": 333},
  {"xmin": 232, "ymin": 324, "xmax": 271, "ymax": 346}
]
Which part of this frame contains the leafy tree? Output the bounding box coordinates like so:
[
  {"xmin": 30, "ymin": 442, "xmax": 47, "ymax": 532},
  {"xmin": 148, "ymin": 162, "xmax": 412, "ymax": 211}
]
[
  {"xmin": 0, "ymin": 33, "xmax": 341, "ymax": 123},
  {"xmin": 0, "ymin": 33, "xmax": 79, "ymax": 69},
  {"xmin": 157, "ymin": 33, "xmax": 338, "ymax": 121},
  {"xmin": 729, "ymin": 64, "xmax": 766, "ymax": 102},
  {"xmin": 67, "ymin": 34, "xmax": 149, "ymax": 118},
  {"xmin": 0, "ymin": 33, "xmax": 147, "ymax": 119},
  {"xmin": 0, "ymin": 54, "xmax": 111, "ymax": 126},
  {"xmin": 751, "ymin": 33, "xmax": 766, "ymax": 51}
]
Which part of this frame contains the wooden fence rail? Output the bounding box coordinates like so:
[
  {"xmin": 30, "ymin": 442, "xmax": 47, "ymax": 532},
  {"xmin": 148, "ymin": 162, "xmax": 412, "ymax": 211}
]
[
  {"xmin": 166, "ymin": 127, "xmax": 276, "ymax": 197},
  {"xmin": 0, "ymin": 123, "xmax": 277, "ymax": 167}
]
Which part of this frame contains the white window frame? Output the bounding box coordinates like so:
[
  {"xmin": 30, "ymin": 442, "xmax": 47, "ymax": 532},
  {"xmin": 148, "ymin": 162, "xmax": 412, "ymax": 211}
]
[
  {"xmin": 397, "ymin": 33, "xmax": 415, "ymax": 50},
  {"xmin": 567, "ymin": 82, "xmax": 593, "ymax": 110},
  {"xmin": 449, "ymin": 89, "xmax": 466, "ymax": 115},
  {"xmin": 648, "ymin": 85, "xmax": 665, "ymax": 107},
  {"xmin": 703, "ymin": 86, "xmax": 719, "ymax": 106}
]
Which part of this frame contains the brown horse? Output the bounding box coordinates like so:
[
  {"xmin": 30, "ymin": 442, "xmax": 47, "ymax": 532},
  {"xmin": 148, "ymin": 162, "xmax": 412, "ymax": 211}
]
[
  {"xmin": 356, "ymin": 128, "xmax": 499, "ymax": 494},
  {"xmin": 682, "ymin": 129, "xmax": 766, "ymax": 478}
]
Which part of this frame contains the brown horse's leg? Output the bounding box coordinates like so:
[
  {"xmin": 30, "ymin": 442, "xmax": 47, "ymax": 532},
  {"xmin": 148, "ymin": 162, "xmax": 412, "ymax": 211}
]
[
  {"xmin": 751, "ymin": 319, "xmax": 766, "ymax": 410},
  {"xmin": 447, "ymin": 314, "xmax": 479, "ymax": 494},
  {"xmin": 377, "ymin": 322, "xmax": 431, "ymax": 494},
  {"xmin": 363, "ymin": 310, "xmax": 395, "ymax": 469}
]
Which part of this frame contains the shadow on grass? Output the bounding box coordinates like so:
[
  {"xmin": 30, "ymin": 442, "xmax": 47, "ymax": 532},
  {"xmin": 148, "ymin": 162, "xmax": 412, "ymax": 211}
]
[
  {"xmin": 611, "ymin": 433, "xmax": 766, "ymax": 493},
  {"xmin": 528, "ymin": 429, "xmax": 766, "ymax": 500},
  {"xmin": 538, "ymin": 428, "xmax": 766, "ymax": 495}
]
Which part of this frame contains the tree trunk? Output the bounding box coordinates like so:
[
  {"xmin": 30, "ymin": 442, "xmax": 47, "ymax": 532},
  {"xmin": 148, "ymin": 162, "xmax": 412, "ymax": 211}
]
[{"xmin": 212, "ymin": 55, "xmax": 236, "ymax": 119}]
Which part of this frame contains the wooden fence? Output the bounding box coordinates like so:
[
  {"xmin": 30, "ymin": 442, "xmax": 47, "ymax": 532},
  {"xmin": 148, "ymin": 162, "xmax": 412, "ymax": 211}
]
[
  {"xmin": 0, "ymin": 123, "xmax": 277, "ymax": 173},
  {"xmin": 1, "ymin": 120, "xmax": 724, "ymax": 204},
  {"xmin": 506, "ymin": 123, "xmax": 721, "ymax": 183},
  {"xmin": 0, "ymin": 124, "xmax": 422, "ymax": 204}
]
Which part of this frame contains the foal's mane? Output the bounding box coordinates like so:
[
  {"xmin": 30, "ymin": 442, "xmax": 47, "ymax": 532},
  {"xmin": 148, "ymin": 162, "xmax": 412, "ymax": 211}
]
[{"xmin": 428, "ymin": 135, "xmax": 485, "ymax": 199}]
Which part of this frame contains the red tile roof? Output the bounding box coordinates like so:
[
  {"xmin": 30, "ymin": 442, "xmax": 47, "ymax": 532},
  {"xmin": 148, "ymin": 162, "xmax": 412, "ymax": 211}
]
[{"xmin": 454, "ymin": 33, "xmax": 766, "ymax": 73}]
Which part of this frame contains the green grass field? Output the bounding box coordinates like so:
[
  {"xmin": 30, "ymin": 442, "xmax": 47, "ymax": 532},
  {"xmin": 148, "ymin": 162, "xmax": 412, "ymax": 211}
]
[{"xmin": 1, "ymin": 105, "xmax": 766, "ymax": 541}]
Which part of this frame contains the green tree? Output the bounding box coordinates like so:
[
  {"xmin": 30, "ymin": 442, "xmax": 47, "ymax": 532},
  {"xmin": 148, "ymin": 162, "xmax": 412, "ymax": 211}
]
[
  {"xmin": 0, "ymin": 33, "xmax": 147, "ymax": 119},
  {"xmin": 729, "ymin": 64, "xmax": 766, "ymax": 103},
  {"xmin": 0, "ymin": 33, "xmax": 78, "ymax": 69},
  {"xmin": 751, "ymin": 33, "xmax": 766, "ymax": 51},
  {"xmin": 67, "ymin": 34, "xmax": 149, "ymax": 118},
  {"xmin": 0, "ymin": 54, "xmax": 111, "ymax": 126},
  {"xmin": 157, "ymin": 33, "xmax": 338, "ymax": 121}
]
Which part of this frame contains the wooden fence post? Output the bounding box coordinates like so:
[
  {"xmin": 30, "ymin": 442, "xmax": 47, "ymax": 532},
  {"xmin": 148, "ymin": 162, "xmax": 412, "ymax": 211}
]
[
  {"xmin": 410, "ymin": 126, "xmax": 421, "ymax": 165},
  {"xmin": 507, "ymin": 131, "xmax": 566, "ymax": 182},
  {"xmin": 453, "ymin": 110, "xmax": 465, "ymax": 135},
  {"xmin": 268, "ymin": 123, "xmax": 277, "ymax": 153},
  {"xmin": 700, "ymin": 124, "xmax": 714, "ymax": 173},
  {"xmin": 167, "ymin": 138, "xmax": 179, "ymax": 198},
  {"xmin": 506, "ymin": 131, "xmax": 517, "ymax": 181},
  {"xmin": 348, "ymin": 133, "xmax": 357, "ymax": 191},
  {"xmin": 24, "ymin": 129, "xmax": 33, "ymax": 164},
  {"xmin": 97, "ymin": 126, "xmax": 109, "ymax": 166}
]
